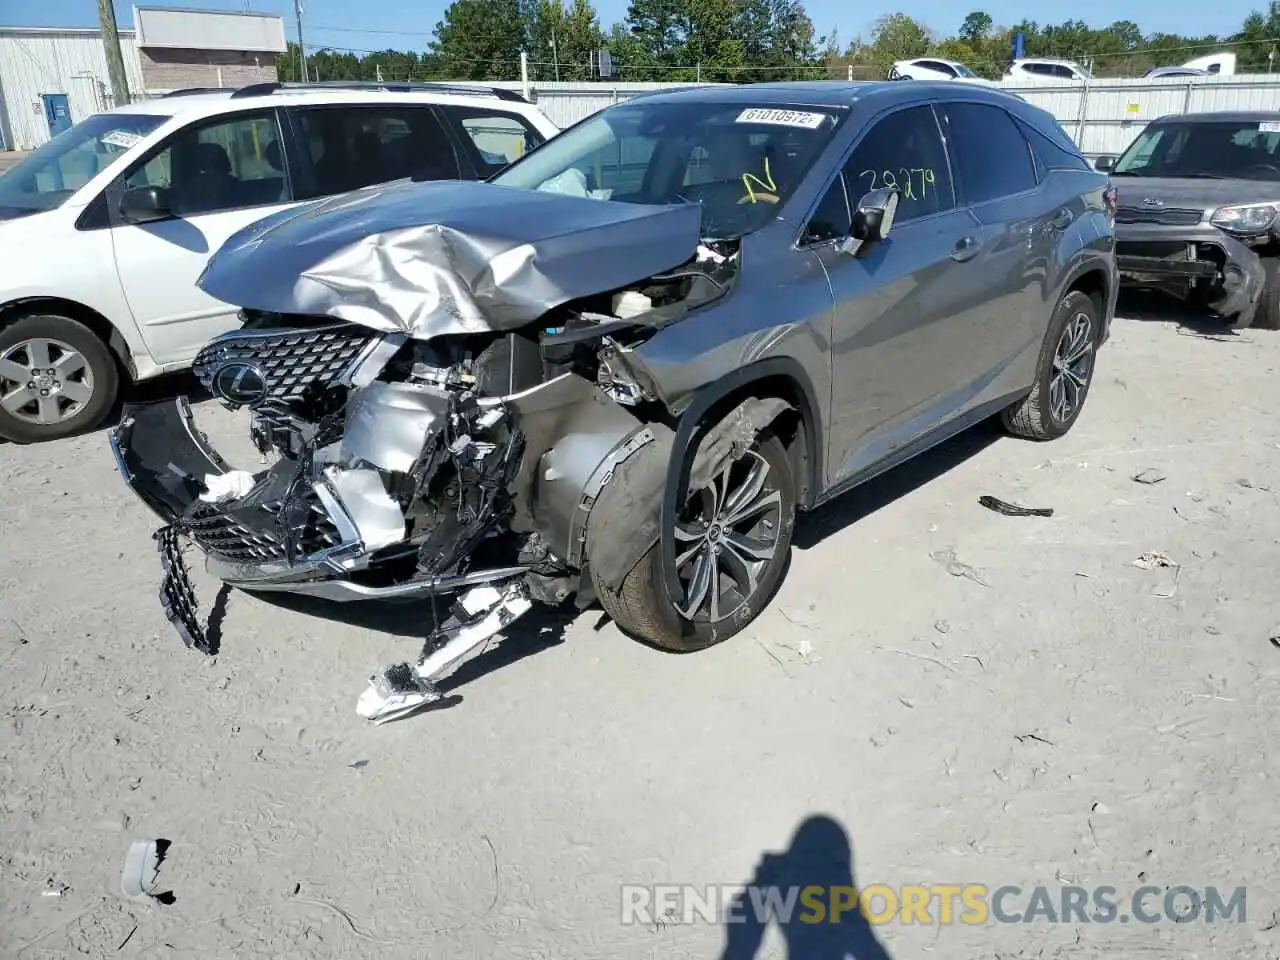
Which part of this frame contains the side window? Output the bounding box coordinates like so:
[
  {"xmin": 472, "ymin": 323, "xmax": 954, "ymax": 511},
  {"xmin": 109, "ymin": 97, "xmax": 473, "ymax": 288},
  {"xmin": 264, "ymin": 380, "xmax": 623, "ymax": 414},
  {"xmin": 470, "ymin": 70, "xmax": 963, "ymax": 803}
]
[
  {"xmin": 294, "ymin": 105, "xmax": 461, "ymax": 200},
  {"xmin": 942, "ymin": 103, "xmax": 1037, "ymax": 203},
  {"xmin": 842, "ymin": 105, "xmax": 955, "ymax": 223},
  {"xmin": 1054, "ymin": 65, "xmax": 1077, "ymax": 80},
  {"xmin": 438, "ymin": 107, "xmax": 546, "ymax": 177},
  {"xmin": 804, "ymin": 173, "xmax": 851, "ymax": 243},
  {"xmin": 123, "ymin": 111, "xmax": 287, "ymax": 216},
  {"xmin": 1017, "ymin": 118, "xmax": 1090, "ymax": 172}
]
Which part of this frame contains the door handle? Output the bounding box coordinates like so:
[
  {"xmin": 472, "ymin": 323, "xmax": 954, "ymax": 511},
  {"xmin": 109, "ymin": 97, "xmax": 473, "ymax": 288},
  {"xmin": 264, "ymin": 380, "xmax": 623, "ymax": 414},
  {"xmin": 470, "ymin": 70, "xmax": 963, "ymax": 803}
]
[
  {"xmin": 951, "ymin": 235, "xmax": 982, "ymax": 262},
  {"xmin": 1051, "ymin": 208, "xmax": 1074, "ymax": 230}
]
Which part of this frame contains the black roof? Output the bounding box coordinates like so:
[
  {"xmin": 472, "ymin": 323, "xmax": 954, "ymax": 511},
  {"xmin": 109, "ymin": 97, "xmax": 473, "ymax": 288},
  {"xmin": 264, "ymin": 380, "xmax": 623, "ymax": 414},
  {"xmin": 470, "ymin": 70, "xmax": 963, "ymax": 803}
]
[
  {"xmin": 630, "ymin": 80, "xmax": 1025, "ymax": 110},
  {"xmin": 633, "ymin": 81, "xmax": 891, "ymax": 108}
]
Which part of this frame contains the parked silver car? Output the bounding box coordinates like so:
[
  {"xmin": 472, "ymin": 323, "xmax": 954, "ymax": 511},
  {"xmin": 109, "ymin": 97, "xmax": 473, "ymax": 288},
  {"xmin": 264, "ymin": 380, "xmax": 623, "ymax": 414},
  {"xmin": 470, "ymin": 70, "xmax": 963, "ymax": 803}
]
[{"xmin": 111, "ymin": 81, "xmax": 1117, "ymax": 721}]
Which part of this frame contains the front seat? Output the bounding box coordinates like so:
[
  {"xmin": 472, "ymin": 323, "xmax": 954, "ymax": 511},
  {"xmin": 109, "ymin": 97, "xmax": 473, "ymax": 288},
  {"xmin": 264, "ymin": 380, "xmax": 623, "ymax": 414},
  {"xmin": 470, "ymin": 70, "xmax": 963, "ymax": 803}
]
[{"xmin": 179, "ymin": 142, "xmax": 236, "ymax": 214}]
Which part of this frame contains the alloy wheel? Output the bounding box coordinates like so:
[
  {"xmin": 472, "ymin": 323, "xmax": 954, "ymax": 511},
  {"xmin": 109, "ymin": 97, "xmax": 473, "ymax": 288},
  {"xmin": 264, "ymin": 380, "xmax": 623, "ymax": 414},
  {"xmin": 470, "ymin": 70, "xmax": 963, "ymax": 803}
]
[
  {"xmin": 1049, "ymin": 311, "xmax": 1094, "ymax": 424},
  {"xmin": 0, "ymin": 338, "xmax": 95, "ymax": 426},
  {"xmin": 672, "ymin": 449, "xmax": 784, "ymax": 623}
]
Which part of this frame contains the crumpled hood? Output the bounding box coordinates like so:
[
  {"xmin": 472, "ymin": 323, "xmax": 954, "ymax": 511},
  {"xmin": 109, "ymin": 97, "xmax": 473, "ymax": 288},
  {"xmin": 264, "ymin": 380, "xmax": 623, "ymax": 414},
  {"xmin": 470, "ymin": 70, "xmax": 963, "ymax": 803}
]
[{"xmin": 196, "ymin": 178, "xmax": 703, "ymax": 341}]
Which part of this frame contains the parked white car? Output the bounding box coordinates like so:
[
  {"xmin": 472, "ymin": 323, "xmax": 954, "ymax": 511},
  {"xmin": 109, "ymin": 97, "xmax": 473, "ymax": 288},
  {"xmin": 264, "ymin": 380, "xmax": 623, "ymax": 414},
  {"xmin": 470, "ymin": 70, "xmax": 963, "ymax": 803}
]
[
  {"xmin": 0, "ymin": 82, "xmax": 560, "ymax": 442},
  {"xmin": 1005, "ymin": 58, "xmax": 1092, "ymax": 82},
  {"xmin": 887, "ymin": 58, "xmax": 995, "ymax": 84}
]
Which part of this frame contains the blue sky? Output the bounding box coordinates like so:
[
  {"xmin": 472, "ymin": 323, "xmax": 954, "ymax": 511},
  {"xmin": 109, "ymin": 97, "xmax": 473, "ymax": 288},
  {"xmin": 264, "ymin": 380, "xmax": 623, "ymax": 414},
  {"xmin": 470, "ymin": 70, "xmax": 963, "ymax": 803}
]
[{"xmin": 2, "ymin": 0, "xmax": 1262, "ymax": 58}]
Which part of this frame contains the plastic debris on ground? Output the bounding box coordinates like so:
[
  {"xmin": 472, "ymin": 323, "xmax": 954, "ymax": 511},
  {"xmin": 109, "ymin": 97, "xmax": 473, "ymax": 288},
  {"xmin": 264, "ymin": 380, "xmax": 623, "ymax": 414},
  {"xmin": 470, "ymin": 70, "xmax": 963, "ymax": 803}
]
[
  {"xmin": 1132, "ymin": 551, "xmax": 1177, "ymax": 571},
  {"xmin": 1131, "ymin": 468, "xmax": 1167, "ymax": 485},
  {"xmin": 121, "ymin": 839, "xmax": 173, "ymax": 905},
  {"xmin": 978, "ymin": 495, "xmax": 1054, "ymax": 518},
  {"xmin": 929, "ymin": 548, "xmax": 990, "ymax": 586}
]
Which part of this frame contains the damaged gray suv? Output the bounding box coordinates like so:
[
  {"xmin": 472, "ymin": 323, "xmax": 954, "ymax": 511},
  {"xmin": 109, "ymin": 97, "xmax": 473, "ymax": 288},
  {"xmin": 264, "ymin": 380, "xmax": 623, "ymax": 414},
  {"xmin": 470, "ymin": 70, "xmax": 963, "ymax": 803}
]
[{"xmin": 111, "ymin": 82, "xmax": 1117, "ymax": 722}]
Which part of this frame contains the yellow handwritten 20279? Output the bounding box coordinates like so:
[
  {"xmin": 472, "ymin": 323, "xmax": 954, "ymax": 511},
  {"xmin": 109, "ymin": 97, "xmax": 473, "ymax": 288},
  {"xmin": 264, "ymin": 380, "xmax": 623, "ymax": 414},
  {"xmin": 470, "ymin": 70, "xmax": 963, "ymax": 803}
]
[{"xmin": 858, "ymin": 168, "xmax": 936, "ymax": 202}]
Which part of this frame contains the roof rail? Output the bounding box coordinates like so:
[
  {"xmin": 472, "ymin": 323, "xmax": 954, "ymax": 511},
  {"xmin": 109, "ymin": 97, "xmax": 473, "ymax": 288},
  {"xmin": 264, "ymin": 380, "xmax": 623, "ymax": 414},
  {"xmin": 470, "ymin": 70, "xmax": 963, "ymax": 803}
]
[
  {"xmin": 159, "ymin": 87, "xmax": 230, "ymax": 98},
  {"xmin": 229, "ymin": 80, "xmax": 528, "ymax": 103}
]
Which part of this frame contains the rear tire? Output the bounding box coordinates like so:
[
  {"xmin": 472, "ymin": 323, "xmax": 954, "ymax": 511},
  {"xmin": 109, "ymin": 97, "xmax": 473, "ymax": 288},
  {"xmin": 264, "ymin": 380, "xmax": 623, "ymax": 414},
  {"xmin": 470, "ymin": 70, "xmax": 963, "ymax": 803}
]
[
  {"xmin": 592, "ymin": 431, "xmax": 796, "ymax": 653},
  {"xmin": 1001, "ymin": 289, "xmax": 1100, "ymax": 441},
  {"xmin": 1247, "ymin": 256, "xmax": 1280, "ymax": 330},
  {"xmin": 0, "ymin": 313, "xmax": 119, "ymax": 443}
]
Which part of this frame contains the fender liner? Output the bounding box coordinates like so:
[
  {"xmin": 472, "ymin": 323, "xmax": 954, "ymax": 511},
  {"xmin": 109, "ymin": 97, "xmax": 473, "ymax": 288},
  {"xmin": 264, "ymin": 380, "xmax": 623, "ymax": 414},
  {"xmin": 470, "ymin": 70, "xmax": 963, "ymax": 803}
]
[
  {"xmin": 658, "ymin": 358, "xmax": 823, "ymax": 609},
  {"xmin": 585, "ymin": 359, "xmax": 823, "ymax": 595}
]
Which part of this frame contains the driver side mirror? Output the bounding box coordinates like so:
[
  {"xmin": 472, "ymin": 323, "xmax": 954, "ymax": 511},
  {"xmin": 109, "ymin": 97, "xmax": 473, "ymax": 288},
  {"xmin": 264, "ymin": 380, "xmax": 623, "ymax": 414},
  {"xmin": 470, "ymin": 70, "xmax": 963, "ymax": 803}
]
[
  {"xmin": 1093, "ymin": 155, "xmax": 1117, "ymax": 173},
  {"xmin": 837, "ymin": 187, "xmax": 900, "ymax": 257},
  {"xmin": 120, "ymin": 185, "xmax": 173, "ymax": 224}
]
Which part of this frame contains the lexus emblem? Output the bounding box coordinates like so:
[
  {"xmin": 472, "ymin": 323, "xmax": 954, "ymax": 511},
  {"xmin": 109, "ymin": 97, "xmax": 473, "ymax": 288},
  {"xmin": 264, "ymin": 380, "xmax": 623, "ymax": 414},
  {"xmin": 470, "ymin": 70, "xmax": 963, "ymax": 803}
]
[
  {"xmin": 1141, "ymin": 197, "xmax": 1164, "ymax": 208},
  {"xmin": 211, "ymin": 361, "xmax": 269, "ymax": 407}
]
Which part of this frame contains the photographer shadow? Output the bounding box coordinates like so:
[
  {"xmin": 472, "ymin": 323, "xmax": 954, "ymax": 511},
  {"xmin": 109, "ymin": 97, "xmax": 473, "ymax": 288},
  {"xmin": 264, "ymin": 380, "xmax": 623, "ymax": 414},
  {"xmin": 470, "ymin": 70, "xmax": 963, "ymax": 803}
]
[{"xmin": 721, "ymin": 814, "xmax": 892, "ymax": 960}]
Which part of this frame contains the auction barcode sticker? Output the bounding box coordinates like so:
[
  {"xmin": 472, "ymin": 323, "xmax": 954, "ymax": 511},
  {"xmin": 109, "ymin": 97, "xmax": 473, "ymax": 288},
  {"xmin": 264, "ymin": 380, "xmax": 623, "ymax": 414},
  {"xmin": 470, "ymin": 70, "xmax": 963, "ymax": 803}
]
[
  {"xmin": 1259, "ymin": 121, "xmax": 1280, "ymax": 133},
  {"xmin": 735, "ymin": 108, "xmax": 827, "ymax": 129},
  {"xmin": 102, "ymin": 130, "xmax": 143, "ymax": 149}
]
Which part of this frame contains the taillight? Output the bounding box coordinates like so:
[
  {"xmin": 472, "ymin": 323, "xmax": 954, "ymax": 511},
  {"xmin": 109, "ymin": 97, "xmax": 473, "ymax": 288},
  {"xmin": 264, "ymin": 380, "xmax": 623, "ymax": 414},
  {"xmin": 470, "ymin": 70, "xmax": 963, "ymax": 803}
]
[{"xmin": 1103, "ymin": 182, "xmax": 1117, "ymax": 226}]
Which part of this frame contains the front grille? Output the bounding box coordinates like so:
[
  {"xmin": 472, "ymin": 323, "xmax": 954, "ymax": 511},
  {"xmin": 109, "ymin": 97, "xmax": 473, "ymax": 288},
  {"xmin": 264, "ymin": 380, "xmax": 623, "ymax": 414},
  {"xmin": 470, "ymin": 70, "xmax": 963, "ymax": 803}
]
[
  {"xmin": 1115, "ymin": 206, "xmax": 1204, "ymax": 226},
  {"xmin": 186, "ymin": 492, "xmax": 343, "ymax": 564},
  {"xmin": 193, "ymin": 322, "xmax": 377, "ymax": 407}
]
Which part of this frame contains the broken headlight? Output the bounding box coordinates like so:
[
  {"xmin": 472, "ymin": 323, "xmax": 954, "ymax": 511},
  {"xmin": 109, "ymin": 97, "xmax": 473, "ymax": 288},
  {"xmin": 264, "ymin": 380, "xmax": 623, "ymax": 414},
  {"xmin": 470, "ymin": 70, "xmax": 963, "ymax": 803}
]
[{"xmin": 1210, "ymin": 202, "xmax": 1280, "ymax": 235}]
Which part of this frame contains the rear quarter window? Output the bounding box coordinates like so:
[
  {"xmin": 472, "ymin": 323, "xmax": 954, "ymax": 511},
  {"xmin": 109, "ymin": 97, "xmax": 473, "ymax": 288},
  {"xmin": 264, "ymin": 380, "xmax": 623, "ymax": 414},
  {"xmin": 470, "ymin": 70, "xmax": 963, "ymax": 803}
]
[{"xmin": 941, "ymin": 102, "xmax": 1037, "ymax": 203}]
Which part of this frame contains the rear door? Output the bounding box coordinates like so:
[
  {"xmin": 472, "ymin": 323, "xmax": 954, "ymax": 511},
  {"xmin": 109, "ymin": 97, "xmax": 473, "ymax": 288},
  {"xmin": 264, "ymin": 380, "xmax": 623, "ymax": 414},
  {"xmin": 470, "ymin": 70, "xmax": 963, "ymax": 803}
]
[
  {"xmin": 937, "ymin": 100, "xmax": 1062, "ymax": 376},
  {"xmin": 108, "ymin": 108, "xmax": 297, "ymax": 363},
  {"xmin": 808, "ymin": 103, "xmax": 988, "ymax": 485}
]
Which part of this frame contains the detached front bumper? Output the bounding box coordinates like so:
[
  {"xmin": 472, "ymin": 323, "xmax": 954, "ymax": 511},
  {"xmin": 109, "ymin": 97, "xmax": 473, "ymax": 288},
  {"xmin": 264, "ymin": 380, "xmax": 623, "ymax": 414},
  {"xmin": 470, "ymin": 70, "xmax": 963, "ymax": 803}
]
[
  {"xmin": 1115, "ymin": 222, "xmax": 1265, "ymax": 325},
  {"xmin": 111, "ymin": 398, "xmax": 369, "ymax": 593}
]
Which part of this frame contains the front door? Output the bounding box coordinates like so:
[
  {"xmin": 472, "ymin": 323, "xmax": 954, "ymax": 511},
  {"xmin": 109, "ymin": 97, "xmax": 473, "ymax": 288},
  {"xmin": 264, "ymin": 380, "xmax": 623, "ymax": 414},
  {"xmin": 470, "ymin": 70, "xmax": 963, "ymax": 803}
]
[
  {"xmin": 808, "ymin": 103, "xmax": 985, "ymax": 486},
  {"xmin": 108, "ymin": 109, "xmax": 296, "ymax": 364},
  {"xmin": 42, "ymin": 94, "xmax": 72, "ymax": 139}
]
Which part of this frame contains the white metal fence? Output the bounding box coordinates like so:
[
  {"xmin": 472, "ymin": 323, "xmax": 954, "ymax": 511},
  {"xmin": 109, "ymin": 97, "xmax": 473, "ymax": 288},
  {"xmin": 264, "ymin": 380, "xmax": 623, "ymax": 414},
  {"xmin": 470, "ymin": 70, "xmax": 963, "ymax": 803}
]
[
  {"xmin": 999, "ymin": 74, "xmax": 1280, "ymax": 157},
  {"xmin": 491, "ymin": 75, "xmax": 1280, "ymax": 159}
]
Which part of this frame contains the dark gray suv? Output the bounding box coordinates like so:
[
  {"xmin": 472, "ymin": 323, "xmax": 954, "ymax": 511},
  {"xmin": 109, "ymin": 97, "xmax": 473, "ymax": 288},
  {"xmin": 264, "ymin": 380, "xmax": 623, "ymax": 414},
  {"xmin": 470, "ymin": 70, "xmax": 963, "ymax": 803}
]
[{"xmin": 112, "ymin": 82, "xmax": 1117, "ymax": 721}]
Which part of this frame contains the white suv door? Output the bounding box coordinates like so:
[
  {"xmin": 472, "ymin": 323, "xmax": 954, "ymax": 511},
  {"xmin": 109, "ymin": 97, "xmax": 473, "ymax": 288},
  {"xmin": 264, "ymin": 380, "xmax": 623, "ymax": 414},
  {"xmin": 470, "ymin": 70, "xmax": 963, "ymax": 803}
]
[{"xmin": 108, "ymin": 108, "xmax": 298, "ymax": 364}]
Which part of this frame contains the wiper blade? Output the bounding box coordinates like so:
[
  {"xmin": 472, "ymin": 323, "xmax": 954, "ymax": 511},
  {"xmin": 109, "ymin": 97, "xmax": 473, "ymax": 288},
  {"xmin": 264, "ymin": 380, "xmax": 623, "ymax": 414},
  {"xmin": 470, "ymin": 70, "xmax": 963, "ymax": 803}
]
[{"xmin": 1176, "ymin": 173, "xmax": 1226, "ymax": 179}]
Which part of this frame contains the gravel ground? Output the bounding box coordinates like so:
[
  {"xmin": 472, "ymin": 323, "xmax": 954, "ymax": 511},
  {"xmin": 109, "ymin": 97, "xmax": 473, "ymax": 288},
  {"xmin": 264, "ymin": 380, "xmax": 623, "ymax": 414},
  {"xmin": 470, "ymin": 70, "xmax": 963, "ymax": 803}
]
[{"xmin": 3, "ymin": 304, "xmax": 1279, "ymax": 960}]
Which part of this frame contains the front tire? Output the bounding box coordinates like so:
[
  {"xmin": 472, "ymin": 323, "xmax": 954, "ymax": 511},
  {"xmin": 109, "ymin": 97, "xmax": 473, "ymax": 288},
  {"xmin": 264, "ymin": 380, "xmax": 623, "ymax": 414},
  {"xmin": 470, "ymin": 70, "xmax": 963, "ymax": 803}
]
[
  {"xmin": 0, "ymin": 313, "xmax": 119, "ymax": 443},
  {"xmin": 1001, "ymin": 289, "xmax": 1100, "ymax": 441},
  {"xmin": 592, "ymin": 431, "xmax": 796, "ymax": 652}
]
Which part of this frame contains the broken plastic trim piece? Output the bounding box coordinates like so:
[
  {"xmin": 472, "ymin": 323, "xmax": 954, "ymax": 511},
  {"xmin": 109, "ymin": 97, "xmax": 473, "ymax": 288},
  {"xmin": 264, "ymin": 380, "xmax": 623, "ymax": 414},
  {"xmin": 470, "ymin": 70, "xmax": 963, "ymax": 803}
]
[
  {"xmin": 155, "ymin": 525, "xmax": 213, "ymax": 655},
  {"xmin": 121, "ymin": 839, "xmax": 174, "ymax": 904},
  {"xmin": 357, "ymin": 582, "xmax": 533, "ymax": 724}
]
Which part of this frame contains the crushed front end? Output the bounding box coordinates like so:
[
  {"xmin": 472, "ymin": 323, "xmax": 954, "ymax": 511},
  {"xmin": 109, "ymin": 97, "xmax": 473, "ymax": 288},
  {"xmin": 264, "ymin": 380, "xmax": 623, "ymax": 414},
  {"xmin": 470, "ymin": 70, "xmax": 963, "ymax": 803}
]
[
  {"xmin": 110, "ymin": 181, "xmax": 739, "ymax": 722},
  {"xmin": 1113, "ymin": 203, "xmax": 1269, "ymax": 327}
]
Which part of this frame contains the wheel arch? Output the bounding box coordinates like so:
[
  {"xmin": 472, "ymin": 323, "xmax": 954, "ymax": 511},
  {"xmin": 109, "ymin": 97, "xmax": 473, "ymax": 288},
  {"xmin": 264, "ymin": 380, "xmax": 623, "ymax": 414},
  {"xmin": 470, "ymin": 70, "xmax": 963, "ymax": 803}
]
[
  {"xmin": 1061, "ymin": 262, "xmax": 1113, "ymax": 340},
  {"xmin": 0, "ymin": 297, "xmax": 135, "ymax": 380},
  {"xmin": 657, "ymin": 358, "xmax": 824, "ymax": 609}
]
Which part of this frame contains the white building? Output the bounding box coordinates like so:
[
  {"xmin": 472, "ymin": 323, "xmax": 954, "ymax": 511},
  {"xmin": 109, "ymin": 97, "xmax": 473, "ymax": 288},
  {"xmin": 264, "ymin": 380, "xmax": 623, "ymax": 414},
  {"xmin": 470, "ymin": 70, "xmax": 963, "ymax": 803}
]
[{"xmin": 1, "ymin": 6, "xmax": 285, "ymax": 151}]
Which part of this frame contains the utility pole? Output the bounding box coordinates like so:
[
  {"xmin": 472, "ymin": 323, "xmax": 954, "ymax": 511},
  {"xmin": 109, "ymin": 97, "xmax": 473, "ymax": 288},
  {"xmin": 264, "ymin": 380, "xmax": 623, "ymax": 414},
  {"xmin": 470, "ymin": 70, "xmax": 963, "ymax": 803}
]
[
  {"xmin": 550, "ymin": 30, "xmax": 560, "ymax": 82},
  {"xmin": 293, "ymin": 0, "xmax": 308, "ymax": 83},
  {"xmin": 96, "ymin": 0, "xmax": 131, "ymax": 108}
]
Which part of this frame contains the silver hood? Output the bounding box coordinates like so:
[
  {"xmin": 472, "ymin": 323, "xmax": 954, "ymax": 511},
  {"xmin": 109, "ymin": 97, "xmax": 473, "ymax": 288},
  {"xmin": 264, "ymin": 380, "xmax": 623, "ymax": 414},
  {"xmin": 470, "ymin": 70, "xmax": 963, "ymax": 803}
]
[{"xmin": 196, "ymin": 179, "xmax": 704, "ymax": 341}]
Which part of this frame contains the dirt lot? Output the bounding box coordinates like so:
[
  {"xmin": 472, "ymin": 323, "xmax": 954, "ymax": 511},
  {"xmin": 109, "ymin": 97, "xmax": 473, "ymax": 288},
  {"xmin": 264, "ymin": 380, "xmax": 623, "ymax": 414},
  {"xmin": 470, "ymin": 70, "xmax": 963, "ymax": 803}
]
[{"xmin": 2, "ymin": 304, "xmax": 1279, "ymax": 959}]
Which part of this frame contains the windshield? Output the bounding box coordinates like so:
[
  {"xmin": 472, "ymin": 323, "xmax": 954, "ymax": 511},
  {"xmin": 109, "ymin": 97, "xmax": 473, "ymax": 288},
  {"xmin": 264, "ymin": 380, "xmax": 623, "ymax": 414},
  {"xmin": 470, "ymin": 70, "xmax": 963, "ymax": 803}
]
[
  {"xmin": 0, "ymin": 113, "xmax": 167, "ymax": 218},
  {"xmin": 491, "ymin": 100, "xmax": 844, "ymax": 238},
  {"xmin": 954, "ymin": 63, "xmax": 978, "ymax": 77},
  {"xmin": 1114, "ymin": 119, "xmax": 1280, "ymax": 180}
]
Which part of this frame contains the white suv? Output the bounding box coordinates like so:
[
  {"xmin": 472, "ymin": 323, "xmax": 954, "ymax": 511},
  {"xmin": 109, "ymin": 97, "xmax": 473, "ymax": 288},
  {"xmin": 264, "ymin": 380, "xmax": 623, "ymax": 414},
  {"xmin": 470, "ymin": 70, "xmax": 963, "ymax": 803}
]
[{"xmin": 0, "ymin": 82, "xmax": 560, "ymax": 442}]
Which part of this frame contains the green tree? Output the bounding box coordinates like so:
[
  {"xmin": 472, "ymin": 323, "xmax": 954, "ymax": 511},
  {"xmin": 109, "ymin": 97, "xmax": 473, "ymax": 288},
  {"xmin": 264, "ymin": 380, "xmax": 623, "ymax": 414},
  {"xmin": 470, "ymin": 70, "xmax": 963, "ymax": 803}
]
[
  {"xmin": 433, "ymin": 0, "xmax": 526, "ymax": 80},
  {"xmin": 959, "ymin": 11, "xmax": 992, "ymax": 43},
  {"xmin": 868, "ymin": 13, "xmax": 931, "ymax": 71}
]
